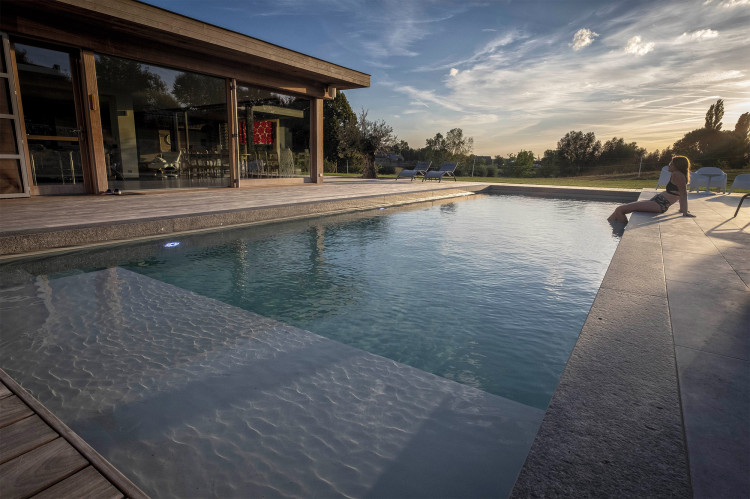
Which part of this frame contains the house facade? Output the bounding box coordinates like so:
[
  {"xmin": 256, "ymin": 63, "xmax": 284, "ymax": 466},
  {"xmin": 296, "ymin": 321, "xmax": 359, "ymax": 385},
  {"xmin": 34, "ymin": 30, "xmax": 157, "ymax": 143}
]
[{"xmin": 0, "ymin": 0, "xmax": 369, "ymax": 198}]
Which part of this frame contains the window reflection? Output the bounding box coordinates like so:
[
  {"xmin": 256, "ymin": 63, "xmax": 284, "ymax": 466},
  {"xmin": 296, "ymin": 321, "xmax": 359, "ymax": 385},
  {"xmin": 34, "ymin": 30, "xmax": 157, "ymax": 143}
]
[
  {"xmin": 236, "ymin": 85, "xmax": 309, "ymax": 179},
  {"xmin": 15, "ymin": 44, "xmax": 83, "ymax": 187},
  {"xmin": 96, "ymin": 55, "xmax": 229, "ymax": 190}
]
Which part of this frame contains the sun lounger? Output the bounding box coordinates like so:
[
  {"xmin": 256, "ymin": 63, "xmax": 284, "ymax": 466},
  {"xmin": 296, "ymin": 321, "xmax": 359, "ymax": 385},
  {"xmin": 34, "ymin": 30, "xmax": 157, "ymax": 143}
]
[
  {"xmin": 396, "ymin": 161, "xmax": 431, "ymax": 181},
  {"xmin": 423, "ymin": 162, "xmax": 458, "ymax": 182}
]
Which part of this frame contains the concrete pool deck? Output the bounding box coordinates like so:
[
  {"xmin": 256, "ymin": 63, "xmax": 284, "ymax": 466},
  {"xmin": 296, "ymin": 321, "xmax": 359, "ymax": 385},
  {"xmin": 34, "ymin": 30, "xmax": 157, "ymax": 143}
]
[{"xmin": 0, "ymin": 177, "xmax": 748, "ymax": 497}]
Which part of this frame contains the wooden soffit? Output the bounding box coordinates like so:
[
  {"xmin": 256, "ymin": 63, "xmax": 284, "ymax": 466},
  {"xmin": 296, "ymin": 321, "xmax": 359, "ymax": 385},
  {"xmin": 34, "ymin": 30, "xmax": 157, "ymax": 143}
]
[{"xmin": 0, "ymin": 0, "xmax": 370, "ymax": 98}]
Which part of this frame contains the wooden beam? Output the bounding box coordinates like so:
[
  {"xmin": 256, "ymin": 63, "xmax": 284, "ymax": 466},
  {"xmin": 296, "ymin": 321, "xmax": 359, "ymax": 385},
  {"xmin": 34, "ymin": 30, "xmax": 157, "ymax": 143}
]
[{"xmin": 0, "ymin": 0, "xmax": 370, "ymax": 93}]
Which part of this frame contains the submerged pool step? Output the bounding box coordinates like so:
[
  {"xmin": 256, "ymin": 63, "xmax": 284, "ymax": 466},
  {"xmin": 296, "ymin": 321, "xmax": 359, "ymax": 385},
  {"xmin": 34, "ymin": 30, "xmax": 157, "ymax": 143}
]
[{"xmin": 1, "ymin": 268, "xmax": 544, "ymax": 498}]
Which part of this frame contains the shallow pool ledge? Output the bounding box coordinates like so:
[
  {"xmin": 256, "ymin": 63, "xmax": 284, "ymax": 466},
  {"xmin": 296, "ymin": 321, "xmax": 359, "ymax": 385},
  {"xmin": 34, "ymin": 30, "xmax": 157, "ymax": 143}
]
[{"xmin": 511, "ymin": 206, "xmax": 692, "ymax": 497}]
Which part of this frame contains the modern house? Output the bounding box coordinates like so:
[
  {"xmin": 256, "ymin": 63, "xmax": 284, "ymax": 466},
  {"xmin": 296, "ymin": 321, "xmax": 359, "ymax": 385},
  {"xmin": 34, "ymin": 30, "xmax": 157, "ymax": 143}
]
[{"xmin": 0, "ymin": 0, "xmax": 370, "ymax": 198}]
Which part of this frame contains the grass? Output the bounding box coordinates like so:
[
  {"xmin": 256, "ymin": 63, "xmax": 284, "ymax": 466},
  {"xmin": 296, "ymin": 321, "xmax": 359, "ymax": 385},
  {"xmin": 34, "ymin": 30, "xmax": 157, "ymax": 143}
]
[{"xmin": 327, "ymin": 169, "xmax": 750, "ymax": 192}]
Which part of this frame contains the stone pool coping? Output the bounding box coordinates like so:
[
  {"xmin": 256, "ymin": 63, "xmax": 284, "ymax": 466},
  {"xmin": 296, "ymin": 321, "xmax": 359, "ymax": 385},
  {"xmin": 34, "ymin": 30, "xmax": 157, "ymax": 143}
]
[
  {"xmin": 512, "ymin": 189, "xmax": 749, "ymax": 498},
  {"xmin": 0, "ymin": 179, "xmax": 636, "ymax": 258},
  {"xmin": 0, "ymin": 178, "xmax": 748, "ymax": 496}
]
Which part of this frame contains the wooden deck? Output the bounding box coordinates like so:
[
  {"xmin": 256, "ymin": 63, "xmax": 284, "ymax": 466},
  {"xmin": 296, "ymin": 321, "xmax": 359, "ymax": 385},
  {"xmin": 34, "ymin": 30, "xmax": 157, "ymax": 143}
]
[{"xmin": 0, "ymin": 368, "xmax": 147, "ymax": 498}]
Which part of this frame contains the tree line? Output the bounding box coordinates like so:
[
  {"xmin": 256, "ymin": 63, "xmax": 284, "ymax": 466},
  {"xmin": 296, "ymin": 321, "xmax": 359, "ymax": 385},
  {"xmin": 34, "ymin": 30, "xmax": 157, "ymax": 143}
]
[{"xmin": 325, "ymin": 94, "xmax": 749, "ymax": 178}]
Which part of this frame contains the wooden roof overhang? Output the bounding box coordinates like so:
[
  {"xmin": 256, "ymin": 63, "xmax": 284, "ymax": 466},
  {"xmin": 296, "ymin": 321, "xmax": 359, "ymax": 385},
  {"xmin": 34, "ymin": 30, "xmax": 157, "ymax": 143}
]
[{"xmin": 0, "ymin": 0, "xmax": 370, "ymax": 99}]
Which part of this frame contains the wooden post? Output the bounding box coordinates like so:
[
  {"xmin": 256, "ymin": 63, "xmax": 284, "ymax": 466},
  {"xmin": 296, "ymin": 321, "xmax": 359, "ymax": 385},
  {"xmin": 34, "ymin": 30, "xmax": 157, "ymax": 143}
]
[
  {"xmin": 310, "ymin": 97, "xmax": 324, "ymax": 183},
  {"xmin": 80, "ymin": 50, "xmax": 108, "ymax": 194}
]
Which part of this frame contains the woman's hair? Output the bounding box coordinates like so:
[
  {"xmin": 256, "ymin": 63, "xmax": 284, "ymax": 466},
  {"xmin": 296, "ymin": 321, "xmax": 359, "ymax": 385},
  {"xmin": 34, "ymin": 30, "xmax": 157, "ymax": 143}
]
[{"xmin": 672, "ymin": 155, "xmax": 690, "ymax": 183}]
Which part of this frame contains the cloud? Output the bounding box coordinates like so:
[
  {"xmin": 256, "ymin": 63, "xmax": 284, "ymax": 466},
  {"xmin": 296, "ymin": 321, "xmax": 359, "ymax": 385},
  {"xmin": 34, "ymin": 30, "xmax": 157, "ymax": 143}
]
[
  {"xmin": 678, "ymin": 29, "xmax": 719, "ymax": 41},
  {"xmin": 570, "ymin": 28, "xmax": 599, "ymax": 50},
  {"xmin": 411, "ymin": 29, "xmax": 526, "ymax": 73},
  {"xmin": 682, "ymin": 70, "xmax": 745, "ymax": 85},
  {"xmin": 624, "ymin": 36, "xmax": 655, "ymax": 55},
  {"xmin": 449, "ymin": 68, "xmax": 459, "ymax": 77}
]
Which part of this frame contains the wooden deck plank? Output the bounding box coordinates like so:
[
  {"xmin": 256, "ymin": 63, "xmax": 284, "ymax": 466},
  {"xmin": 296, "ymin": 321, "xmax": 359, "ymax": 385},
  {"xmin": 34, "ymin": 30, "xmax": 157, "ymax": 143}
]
[
  {"xmin": 0, "ymin": 369, "xmax": 149, "ymax": 498},
  {"xmin": 0, "ymin": 437, "xmax": 87, "ymax": 499},
  {"xmin": 0, "ymin": 415, "xmax": 58, "ymax": 465},
  {"xmin": 31, "ymin": 465, "xmax": 125, "ymax": 499},
  {"xmin": 0, "ymin": 395, "xmax": 33, "ymax": 428},
  {"xmin": 0, "ymin": 382, "xmax": 11, "ymax": 399}
]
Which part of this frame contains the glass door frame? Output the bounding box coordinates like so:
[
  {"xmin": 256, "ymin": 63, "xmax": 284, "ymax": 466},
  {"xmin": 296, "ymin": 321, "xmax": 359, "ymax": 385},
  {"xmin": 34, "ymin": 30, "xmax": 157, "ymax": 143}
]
[
  {"xmin": 0, "ymin": 33, "xmax": 30, "ymax": 198},
  {"xmin": 11, "ymin": 38, "xmax": 94, "ymax": 195}
]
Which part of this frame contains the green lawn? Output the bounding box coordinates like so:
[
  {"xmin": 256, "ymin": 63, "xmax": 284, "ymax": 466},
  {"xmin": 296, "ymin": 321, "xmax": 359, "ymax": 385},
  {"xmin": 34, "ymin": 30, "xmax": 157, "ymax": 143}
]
[{"xmin": 328, "ymin": 170, "xmax": 749, "ymax": 192}]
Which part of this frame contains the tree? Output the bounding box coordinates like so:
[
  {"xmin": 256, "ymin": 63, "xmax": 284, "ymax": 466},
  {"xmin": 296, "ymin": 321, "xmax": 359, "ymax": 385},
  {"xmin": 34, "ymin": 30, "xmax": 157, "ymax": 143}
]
[
  {"xmin": 337, "ymin": 109, "xmax": 397, "ymax": 178},
  {"xmin": 674, "ymin": 101, "xmax": 748, "ymax": 167},
  {"xmin": 538, "ymin": 149, "xmax": 560, "ymax": 177},
  {"xmin": 556, "ymin": 131, "xmax": 601, "ymax": 176},
  {"xmin": 423, "ymin": 128, "xmax": 474, "ymax": 174},
  {"xmin": 599, "ymin": 137, "xmax": 645, "ymax": 166},
  {"xmin": 323, "ymin": 91, "xmax": 356, "ymax": 163},
  {"xmin": 704, "ymin": 99, "xmax": 724, "ymax": 131},
  {"xmin": 445, "ymin": 128, "xmax": 473, "ymax": 157},
  {"xmin": 735, "ymin": 112, "xmax": 750, "ymax": 144},
  {"xmin": 504, "ymin": 150, "xmax": 535, "ymax": 177}
]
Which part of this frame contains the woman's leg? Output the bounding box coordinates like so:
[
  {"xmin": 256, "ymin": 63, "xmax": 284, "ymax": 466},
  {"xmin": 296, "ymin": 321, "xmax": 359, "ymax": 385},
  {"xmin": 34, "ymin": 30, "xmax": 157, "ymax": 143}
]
[{"xmin": 607, "ymin": 200, "xmax": 664, "ymax": 222}]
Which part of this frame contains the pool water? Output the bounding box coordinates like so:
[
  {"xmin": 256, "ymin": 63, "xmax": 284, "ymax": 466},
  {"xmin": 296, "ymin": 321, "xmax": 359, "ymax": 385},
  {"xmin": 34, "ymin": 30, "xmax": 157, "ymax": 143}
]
[
  {"xmin": 116, "ymin": 194, "xmax": 621, "ymax": 409},
  {"xmin": 0, "ymin": 194, "xmax": 623, "ymax": 497}
]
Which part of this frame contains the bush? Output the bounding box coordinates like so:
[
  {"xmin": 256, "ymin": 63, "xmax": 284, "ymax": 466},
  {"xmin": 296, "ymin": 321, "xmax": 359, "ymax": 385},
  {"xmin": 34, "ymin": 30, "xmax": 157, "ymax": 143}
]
[
  {"xmin": 537, "ymin": 163, "xmax": 559, "ymax": 177},
  {"xmin": 455, "ymin": 163, "xmax": 471, "ymax": 176},
  {"xmin": 503, "ymin": 164, "xmax": 534, "ymax": 177},
  {"xmin": 485, "ymin": 164, "xmax": 498, "ymax": 177},
  {"xmin": 337, "ymin": 156, "xmax": 364, "ymax": 174},
  {"xmin": 378, "ymin": 163, "xmax": 396, "ymax": 175},
  {"xmin": 324, "ymin": 159, "xmax": 338, "ymax": 173}
]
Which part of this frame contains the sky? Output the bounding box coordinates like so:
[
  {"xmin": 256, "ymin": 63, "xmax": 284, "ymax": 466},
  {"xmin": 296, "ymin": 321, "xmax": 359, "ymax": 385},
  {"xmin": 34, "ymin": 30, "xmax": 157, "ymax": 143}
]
[{"xmin": 141, "ymin": 0, "xmax": 750, "ymax": 157}]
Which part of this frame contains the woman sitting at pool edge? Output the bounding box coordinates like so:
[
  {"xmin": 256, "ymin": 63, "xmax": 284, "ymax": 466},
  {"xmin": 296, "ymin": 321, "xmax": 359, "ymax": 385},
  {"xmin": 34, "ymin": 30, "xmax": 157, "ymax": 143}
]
[{"xmin": 608, "ymin": 155, "xmax": 695, "ymax": 223}]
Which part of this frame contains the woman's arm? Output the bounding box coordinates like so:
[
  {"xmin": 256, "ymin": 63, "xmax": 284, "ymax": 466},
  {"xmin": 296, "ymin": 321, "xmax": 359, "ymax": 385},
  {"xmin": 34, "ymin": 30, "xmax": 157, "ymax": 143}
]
[{"xmin": 673, "ymin": 171, "xmax": 692, "ymax": 216}]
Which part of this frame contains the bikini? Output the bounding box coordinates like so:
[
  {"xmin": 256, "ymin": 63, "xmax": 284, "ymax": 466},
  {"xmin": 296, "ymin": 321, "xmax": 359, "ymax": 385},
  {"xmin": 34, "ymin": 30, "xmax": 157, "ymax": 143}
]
[{"xmin": 651, "ymin": 179, "xmax": 680, "ymax": 213}]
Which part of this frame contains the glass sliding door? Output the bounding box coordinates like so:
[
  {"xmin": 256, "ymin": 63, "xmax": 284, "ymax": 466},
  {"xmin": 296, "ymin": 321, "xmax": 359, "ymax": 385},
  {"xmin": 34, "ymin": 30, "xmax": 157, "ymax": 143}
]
[
  {"xmin": 14, "ymin": 43, "xmax": 85, "ymax": 194},
  {"xmin": 236, "ymin": 84, "xmax": 309, "ymax": 180},
  {"xmin": 95, "ymin": 54, "xmax": 229, "ymax": 191}
]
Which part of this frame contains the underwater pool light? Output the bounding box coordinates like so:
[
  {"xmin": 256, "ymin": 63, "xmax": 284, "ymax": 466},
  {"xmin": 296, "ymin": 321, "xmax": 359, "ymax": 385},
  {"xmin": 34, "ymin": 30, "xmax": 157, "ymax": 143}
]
[{"xmin": 164, "ymin": 241, "xmax": 181, "ymax": 248}]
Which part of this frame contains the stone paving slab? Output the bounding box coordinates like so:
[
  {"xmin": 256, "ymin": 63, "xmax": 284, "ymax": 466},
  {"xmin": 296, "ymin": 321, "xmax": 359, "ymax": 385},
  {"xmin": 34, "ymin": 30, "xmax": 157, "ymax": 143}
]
[{"xmin": 676, "ymin": 346, "xmax": 750, "ymax": 498}]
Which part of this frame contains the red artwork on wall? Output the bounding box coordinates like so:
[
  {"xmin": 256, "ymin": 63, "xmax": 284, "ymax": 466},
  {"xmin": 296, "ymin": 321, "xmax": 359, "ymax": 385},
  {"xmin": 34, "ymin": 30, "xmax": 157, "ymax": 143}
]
[
  {"xmin": 253, "ymin": 120, "xmax": 274, "ymax": 144},
  {"xmin": 239, "ymin": 122, "xmax": 247, "ymax": 145}
]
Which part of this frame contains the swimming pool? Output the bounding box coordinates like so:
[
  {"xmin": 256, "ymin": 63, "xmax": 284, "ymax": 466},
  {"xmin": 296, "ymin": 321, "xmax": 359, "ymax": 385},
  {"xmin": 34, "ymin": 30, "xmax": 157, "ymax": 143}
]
[{"xmin": 0, "ymin": 193, "xmax": 623, "ymax": 497}]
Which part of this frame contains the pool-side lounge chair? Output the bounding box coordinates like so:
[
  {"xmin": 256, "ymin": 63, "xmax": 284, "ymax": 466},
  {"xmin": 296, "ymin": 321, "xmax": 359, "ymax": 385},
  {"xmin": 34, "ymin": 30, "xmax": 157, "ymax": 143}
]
[
  {"xmin": 423, "ymin": 162, "xmax": 458, "ymax": 182},
  {"xmin": 396, "ymin": 161, "xmax": 431, "ymax": 181}
]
